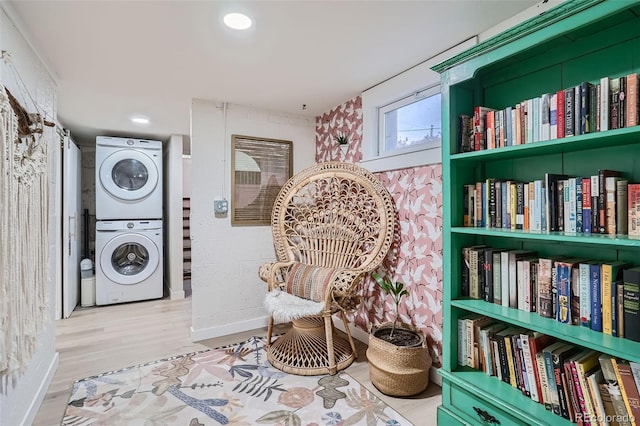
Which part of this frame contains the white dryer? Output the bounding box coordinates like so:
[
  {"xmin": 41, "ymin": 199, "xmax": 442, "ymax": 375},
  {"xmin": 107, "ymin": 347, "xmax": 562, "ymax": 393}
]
[
  {"xmin": 95, "ymin": 220, "xmax": 163, "ymax": 305},
  {"xmin": 96, "ymin": 136, "xmax": 163, "ymax": 220}
]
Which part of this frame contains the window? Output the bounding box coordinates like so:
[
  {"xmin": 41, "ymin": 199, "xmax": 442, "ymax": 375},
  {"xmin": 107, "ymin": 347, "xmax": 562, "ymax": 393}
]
[
  {"xmin": 361, "ymin": 37, "xmax": 476, "ymax": 173},
  {"xmin": 378, "ymin": 86, "xmax": 441, "ymax": 157}
]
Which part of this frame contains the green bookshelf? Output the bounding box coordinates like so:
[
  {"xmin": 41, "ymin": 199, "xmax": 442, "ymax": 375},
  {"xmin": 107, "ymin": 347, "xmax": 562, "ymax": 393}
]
[{"xmin": 433, "ymin": 0, "xmax": 640, "ymax": 424}]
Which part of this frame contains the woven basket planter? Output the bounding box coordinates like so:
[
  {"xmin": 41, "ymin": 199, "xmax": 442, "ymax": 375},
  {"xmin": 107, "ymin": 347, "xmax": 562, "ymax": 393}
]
[{"xmin": 366, "ymin": 322, "xmax": 432, "ymax": 397}]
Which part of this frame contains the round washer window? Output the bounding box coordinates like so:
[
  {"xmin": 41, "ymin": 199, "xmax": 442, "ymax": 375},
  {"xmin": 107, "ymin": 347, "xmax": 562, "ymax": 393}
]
[
  {"xmin": 112, "ymin": 159, "xmax": 149, "ymax": 191},
  {"xmin": 111, "ymin": 242, "xmax": 149, "ymax": 276}
]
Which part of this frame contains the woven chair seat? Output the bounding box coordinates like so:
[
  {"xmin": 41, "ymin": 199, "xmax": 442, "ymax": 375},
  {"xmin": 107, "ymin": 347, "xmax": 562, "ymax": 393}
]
[{"xmin": 259, "ymin": 162, "xmax": 396, "ymax": 376}]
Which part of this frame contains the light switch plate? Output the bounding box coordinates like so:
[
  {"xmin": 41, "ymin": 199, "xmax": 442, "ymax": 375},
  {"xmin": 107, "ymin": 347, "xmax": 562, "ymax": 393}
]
[{"xmin": 214, "ymin": 199, "xmax": 228, "ymax": 214}]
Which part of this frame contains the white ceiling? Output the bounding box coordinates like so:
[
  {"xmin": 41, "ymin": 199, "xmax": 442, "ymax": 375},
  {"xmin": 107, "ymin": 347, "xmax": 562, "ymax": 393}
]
[{"xmin": 6, "ymin": 0, "xmax": 541, "ymax": 147}]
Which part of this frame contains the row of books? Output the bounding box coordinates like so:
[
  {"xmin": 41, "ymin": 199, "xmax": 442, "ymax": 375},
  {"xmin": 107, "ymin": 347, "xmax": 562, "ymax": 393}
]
[
  {"xmin": 461, "ymin": 245, "xmax": 640, "ymax": 342},
  {"xmin": 463, "ymin": 170, "xmax": 640, "ymax": 237},
  {"xmin": 458, "ymin": 318, "xmax": 640, "ymax": 424},
  {"xmin": 458, "ymin": 72, "xmax": 640, "ymax": 153}
]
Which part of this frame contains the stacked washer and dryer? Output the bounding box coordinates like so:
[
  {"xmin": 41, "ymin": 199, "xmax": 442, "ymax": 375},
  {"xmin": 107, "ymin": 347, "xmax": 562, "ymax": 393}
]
[{"xmin": 95, "ymin": 136, "xmax": 163, "ymax": 305}]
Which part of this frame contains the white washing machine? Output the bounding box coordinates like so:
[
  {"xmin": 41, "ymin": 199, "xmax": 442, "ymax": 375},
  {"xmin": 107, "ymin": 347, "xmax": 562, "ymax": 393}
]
[
  {"xmin": 96, "ymin": 136, "xmax": 163, "ymax": 220},
  {"xmin": 95, "ymin": 220, "xmax": 163, "ymax": 305}
]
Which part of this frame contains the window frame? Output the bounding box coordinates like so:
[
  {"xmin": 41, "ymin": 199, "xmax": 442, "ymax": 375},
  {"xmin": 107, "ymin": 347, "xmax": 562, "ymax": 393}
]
[{"xmin": 377, "ymin": 84, "xmax": 442, "ymax": 158}]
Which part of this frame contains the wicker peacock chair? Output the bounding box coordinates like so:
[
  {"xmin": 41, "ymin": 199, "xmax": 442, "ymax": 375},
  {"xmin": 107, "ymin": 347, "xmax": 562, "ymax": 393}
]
[{"xmin": 259, "ymin": 161, "xmax": 396, "ymax": 375}]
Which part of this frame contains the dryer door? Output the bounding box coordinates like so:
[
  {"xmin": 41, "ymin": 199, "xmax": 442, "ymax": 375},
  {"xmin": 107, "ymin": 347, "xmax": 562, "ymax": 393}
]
[
  {"xmin": 100, "ymin": 233, "xmax": 159, "ymax": 285},
  {"xmin": 99, "ymin": 149, "xmax": 159, "ymax": 201}
]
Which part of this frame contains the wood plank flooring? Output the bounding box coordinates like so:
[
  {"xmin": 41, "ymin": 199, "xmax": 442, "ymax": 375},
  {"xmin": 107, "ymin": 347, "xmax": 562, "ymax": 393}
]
[{"xmin": 33, "ymin": 296, "xmax": 441, "ymax": 425}]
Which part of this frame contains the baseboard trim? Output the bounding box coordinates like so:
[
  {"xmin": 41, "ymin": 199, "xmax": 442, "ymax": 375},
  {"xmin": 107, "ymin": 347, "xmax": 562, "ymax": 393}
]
[
  {"xmin": 191, "ymin": 316, "xmax": 269, "ymax": 342},
  {"xmin": 21, "ymin": 351, "xmax": 59, "ymax": 426},
  {"xmin": 334, "ymin": 320, "xmax": 442, "ymax": 387}
]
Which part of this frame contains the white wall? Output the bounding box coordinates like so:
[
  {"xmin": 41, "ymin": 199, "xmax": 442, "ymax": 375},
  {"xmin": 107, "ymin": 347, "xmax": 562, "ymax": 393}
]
[
  {"xmin": 190, "ymin": 100, "xmax": 315, "ymax": 340},
  {"xmin": 183, "ymin": 156, "xmax": 191, "ymax": 197},
  {"xmin": 164, "ymin": 134, "xmax": 185, "ymax": 299},
  {"xmin": 0, "ymin": 6, "xmax": 59, "ymax": 425}
]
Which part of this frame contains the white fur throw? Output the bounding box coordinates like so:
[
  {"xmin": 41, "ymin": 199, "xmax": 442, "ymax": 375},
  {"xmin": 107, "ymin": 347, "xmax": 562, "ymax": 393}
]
[{"xmin": 264, "ymin": 289, "xmax": 325, "ymax": 323}]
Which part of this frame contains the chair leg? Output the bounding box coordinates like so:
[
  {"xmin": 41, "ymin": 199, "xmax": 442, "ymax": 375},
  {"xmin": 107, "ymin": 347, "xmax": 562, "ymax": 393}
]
[
  {"xmin": 266, "ymin": 316, "xmax": 274, "ymax": 349},
  {"xmin": 324, "ymin": 313, "xmax": 337, "ymax": 375},
  {"xmin": 340, "ymin": 311, "xmax": 358, "ymax": 359}
]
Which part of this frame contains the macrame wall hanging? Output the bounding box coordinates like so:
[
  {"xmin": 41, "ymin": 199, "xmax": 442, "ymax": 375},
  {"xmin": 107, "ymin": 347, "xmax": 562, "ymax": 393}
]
[{"xmin": 0, "ymin": 67, "xmax": 51, "ymax": 388}]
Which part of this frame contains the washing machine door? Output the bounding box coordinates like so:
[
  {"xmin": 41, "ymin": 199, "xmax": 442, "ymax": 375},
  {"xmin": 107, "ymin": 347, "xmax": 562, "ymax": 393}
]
[
  {"xmin": 99, "ymin": 149, "xmax": 159, "ymax": 201},
  {"xmin": 100, "ymin": 233, "xmax": 159, "ymax": 285}
]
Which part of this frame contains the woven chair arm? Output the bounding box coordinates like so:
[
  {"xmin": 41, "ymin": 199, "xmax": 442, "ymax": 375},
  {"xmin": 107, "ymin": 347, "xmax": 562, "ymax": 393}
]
[
  {"xmin": 259, "ymin": 261, "xmax": 294, "ymax": 291},
  {"xmin": 328, "ymin": 269, "xmax": 365, "ymax": 312}
]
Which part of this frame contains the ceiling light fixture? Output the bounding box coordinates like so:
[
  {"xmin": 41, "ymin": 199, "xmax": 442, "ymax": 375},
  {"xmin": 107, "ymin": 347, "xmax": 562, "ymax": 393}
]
[
  {"xmin": 131, "ymin": 116, "xmax": 150, "ymax": 125},
  {"xmin": 223, "ymin": 13, "xmax": 252, "ymax": 30}
]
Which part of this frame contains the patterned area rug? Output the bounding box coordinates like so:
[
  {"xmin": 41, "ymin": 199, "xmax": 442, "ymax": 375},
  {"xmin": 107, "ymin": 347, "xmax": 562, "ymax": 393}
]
[{"xmin": 63, "ymin": 336, "xmax": 411, "ymax": 425}]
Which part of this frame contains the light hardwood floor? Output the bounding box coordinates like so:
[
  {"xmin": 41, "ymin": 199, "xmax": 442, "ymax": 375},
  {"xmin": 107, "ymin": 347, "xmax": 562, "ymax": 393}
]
[{"xmin": 33, "ymin": 296, "xmax": 441, "ymax": 425}]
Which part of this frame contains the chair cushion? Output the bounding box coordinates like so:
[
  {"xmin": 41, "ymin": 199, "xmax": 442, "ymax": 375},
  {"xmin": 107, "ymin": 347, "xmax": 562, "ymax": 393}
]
[{"xmin": 285, "ymin": 263, "xmax": 343, "ymax": 302}]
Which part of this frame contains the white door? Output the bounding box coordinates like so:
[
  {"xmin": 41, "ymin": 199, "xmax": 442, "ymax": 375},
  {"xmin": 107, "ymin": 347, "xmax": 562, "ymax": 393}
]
[{"xmin": 62, "ymin": 135, "xmax": 81, "ymax": 318}]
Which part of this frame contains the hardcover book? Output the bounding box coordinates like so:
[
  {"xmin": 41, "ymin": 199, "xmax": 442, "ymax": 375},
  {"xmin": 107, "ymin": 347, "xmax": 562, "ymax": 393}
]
[
  {"xmin": 623, "ymin": 267, "xmax": 640, "ymax": 342},
  {"xmin": 600, "ymin": 77, "xmax": 610, "ymax": 132},
  {"xmin": 602, "ymin": 261, "xmax": 632, "ymax": 335},
  {"xmin": 599, "ymin": 170, "xmax": 622, "ymax": 234},
  {"xmin": 627, "ymin": 73, "xmax": 639, "ymax": 127},
  {"xmin": 617, "ymin": 180, "xmax": 629, "ymax": 236},
  {"xmin": 629, "ymin": 183, "xmax": 640, "ymax": 237},
  {"xmin": 545, "ymin": 173, "xmax": 569, "ymax": 232}
]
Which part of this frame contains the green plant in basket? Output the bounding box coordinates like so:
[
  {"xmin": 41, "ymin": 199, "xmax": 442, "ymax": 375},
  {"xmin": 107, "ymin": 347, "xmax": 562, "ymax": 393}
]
[{"xmin": 371, "ymin": 271, "xmax": 408, "ymax": 338}]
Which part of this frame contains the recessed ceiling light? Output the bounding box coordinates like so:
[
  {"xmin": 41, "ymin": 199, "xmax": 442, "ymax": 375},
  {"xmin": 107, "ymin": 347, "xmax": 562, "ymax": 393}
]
[
  {"xmin": 131, "ymin": 116, "xmax": 150, "ymax": 125},
  {"xmin": 224, "ymin": 13, "xmax": 252, "ymax": 30}
]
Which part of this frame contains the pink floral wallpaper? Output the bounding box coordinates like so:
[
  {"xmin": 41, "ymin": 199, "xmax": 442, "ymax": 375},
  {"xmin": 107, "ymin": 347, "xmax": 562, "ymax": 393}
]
[
  {"xmin": 315, "ymin": 96, "xmax": 444, "ymax": 367},
  {"xmin": 316, "ymin": 97, "xmax": 362, "ymax": 163}
]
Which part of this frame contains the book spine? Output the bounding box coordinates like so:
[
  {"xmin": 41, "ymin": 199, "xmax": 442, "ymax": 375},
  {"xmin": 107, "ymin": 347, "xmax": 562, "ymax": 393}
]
[
  {"xmin": 469, "ymin": 247, "xmax": 480, "ymax": 299},
  {"xmin": 603, "ymin": 263, "xmax": 614, "ymax": 335},
  {"xmin": 591, "ymin": 264, "xmax": 603, "ymax": 332},
  {"xmin": 557, "ymin": 262, "xmax": 572, "ymax": 324},
  {"xmin": 623, "ymin": 268, "xmax": 640, "ymax": 342},
  {"xmin": 493, "ymin": 252, "xmax": 502, "ymax": 305},
  {"xmin": 618, "ymin": 281, "xmax": 625, "ymax": 338},
  {"xmin": 591, "ymin": 175, "xmax": 600, "ymax": 234},
  {"xmin": 606, "ymin": 177, "xmax": 618, "ymax": 235},
  {"xmin": 538, "ymin": 258, "xmax": 553, "ymax": 318},
  {"xmin": 576, "ymin": 177, "xmax": 583, "ymax": 233},
  {"xmin": 630, "ymin": 184, "xmax": 640, "ymax": 237},
  {"xmin": 582, "ymin": 178, "xmax": 592, "ymax": 234},
  {"xmin": 521, "ymin": 334, "xmax": 540, "ymax": 402},
  {"xmin": 536, "ymin": 352, "xmax": 553, "ymax": 410},
  {"xmin": 553, "ymin": 352, "xmax": 572, "ymax": 419},
  {"xmin": 579, "ymin": 263, "xmax": 591, "ymax": 328},
  {"xmin": 617, "ymin": 180, "xmax": 629, "ymax": 235},
  {"xmin": 610, "ymin": 78, "xmax": 620, "ymax": 130},
  {"xmin": 458, "ymin": 318, "xmax": 467, "ymax": 366},
  {"xmin": 565, "ymin": 88, "xmax": 575, "ymax": 137},
  {"xmin": 550, "ymin": 93, "xmax": 558, "ymax": 139},
  {"xmin": 483, "ymin": 249, "xmax": 494, "ymax": 303},
  {"xmin": 557, "ymin": 89, "xmax": 566, "ymax": 138},
  {"xmin": 600, "ymin": 77, "xmax": 610, "ymax": 131},
  {"xmin": 501, "ymin": 251, "xmax": 510, "ymax": 308},
  {"xmin": 627, "ymin": 73, "xmax": 639, "ymax": 127}
]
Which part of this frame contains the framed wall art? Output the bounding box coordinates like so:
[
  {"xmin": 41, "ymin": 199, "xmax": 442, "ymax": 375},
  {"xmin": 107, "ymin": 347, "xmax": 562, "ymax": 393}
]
[{"xmin": 231, "ymin": 134, "xmax": 293, "ymax": 225}]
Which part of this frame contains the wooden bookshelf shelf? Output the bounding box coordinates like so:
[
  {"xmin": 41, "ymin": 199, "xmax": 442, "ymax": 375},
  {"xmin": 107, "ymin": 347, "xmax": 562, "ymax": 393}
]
[
  {"xmin": 452, "ymin": 299, "xmax": 640, "ymax": 364},
  {"xmin": 450, "ymin": 125, "xmax": 640, "ymax": 165},
  {"xmin": 452, "ymin": 227, "xmax": 640, "ymax": 248}
]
